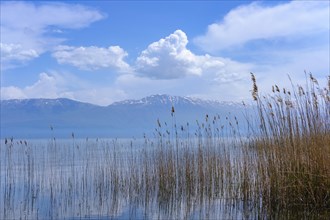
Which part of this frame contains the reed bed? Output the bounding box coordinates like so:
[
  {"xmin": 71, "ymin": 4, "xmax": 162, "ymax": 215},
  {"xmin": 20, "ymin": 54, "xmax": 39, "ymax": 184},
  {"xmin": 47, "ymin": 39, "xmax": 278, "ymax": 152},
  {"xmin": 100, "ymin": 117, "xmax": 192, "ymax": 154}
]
[
  {"xmin": 247, "ymin": 73, "xmax": 330, "ymax": 215},
  {"xmin": 1, "ymin": 74, "xmax": 329, "ymax": 219}
]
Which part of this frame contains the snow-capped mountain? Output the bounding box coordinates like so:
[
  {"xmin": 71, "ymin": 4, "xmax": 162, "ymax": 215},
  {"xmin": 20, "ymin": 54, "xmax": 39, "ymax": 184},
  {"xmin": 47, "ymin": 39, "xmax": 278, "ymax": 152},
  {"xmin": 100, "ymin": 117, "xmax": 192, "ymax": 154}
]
[
  {"xmin": 1, "ymin": 95, "xmax": 249, "ymax": 138},
  {"xmin": 1, "ymin": 98, "xmax": 97, "ymax": 111},
  {"xmin": 112, "ymin": 94, "xmax": 192, "ymax": 106},
  {"xmin": 112, "ymin": 94, "xmax": 241, "ymax": 107}
]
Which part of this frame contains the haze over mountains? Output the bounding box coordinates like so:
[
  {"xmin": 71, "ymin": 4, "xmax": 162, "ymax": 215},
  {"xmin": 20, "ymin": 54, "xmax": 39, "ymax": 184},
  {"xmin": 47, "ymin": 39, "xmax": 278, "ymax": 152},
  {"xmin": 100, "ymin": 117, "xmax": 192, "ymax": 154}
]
[{"xmin": 1, "ymin": 95, "xmax": 249, "ymax": 139}]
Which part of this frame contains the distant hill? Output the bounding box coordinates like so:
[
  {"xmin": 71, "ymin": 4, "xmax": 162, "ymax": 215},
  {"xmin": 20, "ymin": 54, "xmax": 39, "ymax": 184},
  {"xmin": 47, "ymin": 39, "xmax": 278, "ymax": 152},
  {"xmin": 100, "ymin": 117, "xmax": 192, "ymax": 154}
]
[{"xmin": 0, "ymin": 95, "xmax": 250, "ymax": 139}]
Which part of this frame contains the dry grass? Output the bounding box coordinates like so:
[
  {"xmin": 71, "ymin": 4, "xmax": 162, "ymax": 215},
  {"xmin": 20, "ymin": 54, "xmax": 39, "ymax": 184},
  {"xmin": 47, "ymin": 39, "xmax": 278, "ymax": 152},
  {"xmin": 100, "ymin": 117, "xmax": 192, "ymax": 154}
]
[{"xmin": 247, "ymin": 73, "xmax": 330, "ymax": 214}]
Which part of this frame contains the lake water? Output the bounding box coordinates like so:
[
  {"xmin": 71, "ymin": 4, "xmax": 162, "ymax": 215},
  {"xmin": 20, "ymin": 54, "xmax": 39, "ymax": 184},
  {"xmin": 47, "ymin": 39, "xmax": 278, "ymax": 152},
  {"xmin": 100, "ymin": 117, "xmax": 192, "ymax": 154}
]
[
  {"xmin": 1, "ymin": 137, "xmax": 323, "ymax": 219},
  {"xmin": 0, "ymin": 137, "xmax": 253, "ymax": 219}
]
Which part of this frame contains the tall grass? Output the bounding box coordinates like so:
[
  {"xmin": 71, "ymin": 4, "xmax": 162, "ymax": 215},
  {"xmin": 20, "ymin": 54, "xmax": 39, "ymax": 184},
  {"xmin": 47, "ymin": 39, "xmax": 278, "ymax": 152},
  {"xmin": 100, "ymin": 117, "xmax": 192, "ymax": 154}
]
[{"xmin": 248, "ymin": 73, "xmax": 330, "ymax": 214}]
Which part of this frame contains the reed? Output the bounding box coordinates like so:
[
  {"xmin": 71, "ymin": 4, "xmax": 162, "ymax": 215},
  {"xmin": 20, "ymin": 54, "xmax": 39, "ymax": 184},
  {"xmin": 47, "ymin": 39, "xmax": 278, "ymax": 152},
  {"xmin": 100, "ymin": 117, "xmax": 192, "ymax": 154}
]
[{"xmin": 247, "ymin": 73, "xmax": 330, "ymax": 214}]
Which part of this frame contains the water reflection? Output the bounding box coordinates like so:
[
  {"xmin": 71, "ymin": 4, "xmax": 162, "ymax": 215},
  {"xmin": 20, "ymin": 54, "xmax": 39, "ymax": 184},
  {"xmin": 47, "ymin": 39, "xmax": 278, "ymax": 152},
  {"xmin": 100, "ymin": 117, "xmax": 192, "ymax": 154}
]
[{"xmin": 0, "ymin": 138, "xmax": 327, "ymax": 219}]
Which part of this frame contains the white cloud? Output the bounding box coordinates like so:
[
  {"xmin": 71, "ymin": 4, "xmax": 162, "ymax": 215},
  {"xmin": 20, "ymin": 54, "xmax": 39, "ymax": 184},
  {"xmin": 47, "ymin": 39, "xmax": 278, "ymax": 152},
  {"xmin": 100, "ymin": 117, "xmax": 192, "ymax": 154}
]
[
  {"xmin": 24, "ymin": 72, "xmax": 64, "ymax": 98},
  {"xmin": 0, "ymin": 43, "xmax": 39, "ymax": 69},
  {"xmin": 114, "ymin": 71, "xmax": 253, "ymax": 103},
  {"xmin": 135, "ymin": 30, "xmax": 252, "ymax": 80},
  {"xmin": 0, "ymin": 72, "xmax": 127, "ymax": 106},
  {"xmin": 136, "ymin": 30, "xmax": 199, "ymax": 79},
  {"xmin": 0, "ymin": 43, "xmax": 39, "ymax": 61},
  {"xmin": 1, "ymin": 72, "xmax": 79, "ymax": 101},
  {"xmin": 0, "ymin": 1, "xmax": 104, "ymax": 68},
  {"xmin": 52, "ymin": 45, "xmax": 131, "ymax": 71},
  {"xmin": 1, "ymin": 2, "xmax": 104, "ymax": 30},
  {"xmin": 0, "ymin": 86, "xmax": 27, "ymax": 100},
  {"xmin": 194, "ymin": 1, "xmax": 330, "ymax": 52},
  {"xmin": 72, "ymin": 88, "xmax": 127, "ymax": 106}
]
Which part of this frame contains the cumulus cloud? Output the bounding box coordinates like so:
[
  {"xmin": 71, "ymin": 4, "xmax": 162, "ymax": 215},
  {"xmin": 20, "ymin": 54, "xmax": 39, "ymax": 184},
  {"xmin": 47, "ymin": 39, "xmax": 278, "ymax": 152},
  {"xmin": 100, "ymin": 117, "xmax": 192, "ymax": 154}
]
[
  {"xmin": 135, "ymin": 30, "xmax": 252, "ymax": 81},
  {"xmin": 0, "ymin": 1, "xmax": 104, "ymax": 68},
  {"xmin": 52, "ymin": 45, "xmax": 131, "ymax": 71},
  {"xmin": 136, "ymin": 30, "xmax": 202, "ymax": 79},
  {"xmin": 24, "ymin": 73, "xmax": 65, "ymax": 98},
  {"xmin": 194, "ymin": 1, "xmax": 330, "ymax": 52}
]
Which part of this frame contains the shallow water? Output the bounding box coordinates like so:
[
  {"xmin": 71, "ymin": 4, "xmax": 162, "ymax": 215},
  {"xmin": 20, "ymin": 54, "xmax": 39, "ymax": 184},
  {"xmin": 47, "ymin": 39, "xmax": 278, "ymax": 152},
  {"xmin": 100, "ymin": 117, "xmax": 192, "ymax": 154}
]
[
  {"xmin": 0, "ymin": 137, "xmax": 247, "ymax": 219},
  {"xmin": 1, "ymin": 137, "xmax": 325, "ymax": 219}
]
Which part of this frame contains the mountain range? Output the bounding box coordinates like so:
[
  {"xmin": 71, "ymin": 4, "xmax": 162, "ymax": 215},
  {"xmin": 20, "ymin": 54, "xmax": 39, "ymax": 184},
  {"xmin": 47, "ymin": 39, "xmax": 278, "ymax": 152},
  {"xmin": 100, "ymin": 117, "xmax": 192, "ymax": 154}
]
[{"xmin": 0, "ymin": 95, "xmax": 250, "ymax": 139}]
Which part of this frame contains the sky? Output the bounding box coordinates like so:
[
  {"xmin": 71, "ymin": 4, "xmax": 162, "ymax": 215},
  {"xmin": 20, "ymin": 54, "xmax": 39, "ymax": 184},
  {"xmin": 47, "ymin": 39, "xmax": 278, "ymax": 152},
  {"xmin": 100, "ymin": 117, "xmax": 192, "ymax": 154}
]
[{"xmin": 1, "ymin": 0, "xmax": 329, "ymax": 106}]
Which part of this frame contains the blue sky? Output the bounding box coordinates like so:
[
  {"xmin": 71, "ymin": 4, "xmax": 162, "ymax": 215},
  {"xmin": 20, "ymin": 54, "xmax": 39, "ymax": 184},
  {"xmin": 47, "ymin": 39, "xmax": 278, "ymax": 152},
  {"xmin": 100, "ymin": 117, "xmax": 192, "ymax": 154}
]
[{"xmin": 1, "ymin": 1, "xmax": 329, "ymax": 105}]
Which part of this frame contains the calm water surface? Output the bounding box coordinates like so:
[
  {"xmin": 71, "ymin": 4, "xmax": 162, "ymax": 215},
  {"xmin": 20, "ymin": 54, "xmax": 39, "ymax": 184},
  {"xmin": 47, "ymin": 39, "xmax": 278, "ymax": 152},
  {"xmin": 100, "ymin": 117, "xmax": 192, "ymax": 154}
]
[{"xmin": 1, "ymin": 137, "xmax": 318, "ymax": 219}]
